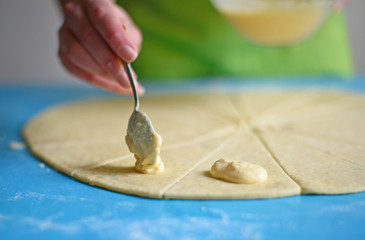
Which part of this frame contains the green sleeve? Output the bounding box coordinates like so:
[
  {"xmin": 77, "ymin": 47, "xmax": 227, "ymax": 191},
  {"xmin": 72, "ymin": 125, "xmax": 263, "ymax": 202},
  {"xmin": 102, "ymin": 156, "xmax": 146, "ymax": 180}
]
[{"xmin": 117, "ymin": 0, "xmax": 353, "ymax": 81}]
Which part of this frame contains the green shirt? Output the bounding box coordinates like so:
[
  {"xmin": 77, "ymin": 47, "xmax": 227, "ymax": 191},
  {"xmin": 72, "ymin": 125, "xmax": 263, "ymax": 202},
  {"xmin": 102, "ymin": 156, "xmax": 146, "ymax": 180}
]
[{"xmin": 118, "ymin": 0, "xmax": 353, "ymax": 81}]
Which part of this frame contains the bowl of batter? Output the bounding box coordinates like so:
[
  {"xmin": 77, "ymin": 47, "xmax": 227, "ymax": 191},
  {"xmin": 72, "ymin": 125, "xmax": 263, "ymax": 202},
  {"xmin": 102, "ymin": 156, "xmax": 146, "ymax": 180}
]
[{"xmin": 211, "ymin": 0, "xmax": 336, "ymax": 46}]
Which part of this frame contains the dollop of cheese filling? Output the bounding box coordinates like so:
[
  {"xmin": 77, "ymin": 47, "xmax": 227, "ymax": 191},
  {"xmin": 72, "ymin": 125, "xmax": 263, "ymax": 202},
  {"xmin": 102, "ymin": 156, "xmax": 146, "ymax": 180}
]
[
  {"xmin": 210, "ymin": 159, "xmax": 267, "ymax": 184},
  {"xmin": 125, "ymin": 111, "xmax": 164, "ymax": 174}
]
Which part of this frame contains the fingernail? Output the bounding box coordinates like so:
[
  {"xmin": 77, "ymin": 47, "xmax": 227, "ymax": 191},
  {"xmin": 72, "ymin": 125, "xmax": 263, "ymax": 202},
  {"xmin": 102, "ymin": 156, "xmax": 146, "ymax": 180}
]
[{"xmin": 119, "ymin": 45, "xmax": 138, "ymax": 62}]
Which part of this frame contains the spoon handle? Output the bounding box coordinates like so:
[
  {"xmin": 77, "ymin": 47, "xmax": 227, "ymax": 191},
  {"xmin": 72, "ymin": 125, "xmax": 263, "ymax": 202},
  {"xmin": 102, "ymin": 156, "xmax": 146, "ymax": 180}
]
[{"xmin": 123, "ymin": 60, "xmax": 139, "ymax": 111}]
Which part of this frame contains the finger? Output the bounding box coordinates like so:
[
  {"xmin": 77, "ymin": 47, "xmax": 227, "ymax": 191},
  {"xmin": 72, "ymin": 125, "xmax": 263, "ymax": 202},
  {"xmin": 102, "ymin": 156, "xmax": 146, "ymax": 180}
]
[
  {"xmin": 121, "ymin": 61, "xmax": 145, "ymax": 96},
  {"xmin": 115, "ymin": 6, "xmax": 142, "ymax": 50},
  {"xmin": 59, "ymin": 51, "xmax": 145, "ymax": 95},
  {"xmin": 116, "ymin": 8, "xmax": 143, "ymax": 51},
  {"xmin": 63, "ymin": 3, "xmax": 130, "ymax": 88},
  {"xmin": 85, "ymin": 0, "xmax": 139, "ymax": 62},
  {"xmin": 60, "ymin": 55, "xmax": 135, "ymax": 95},
  {"xmin": 59, "ymin": 24, "xmax": 109, "ymax": 77}
]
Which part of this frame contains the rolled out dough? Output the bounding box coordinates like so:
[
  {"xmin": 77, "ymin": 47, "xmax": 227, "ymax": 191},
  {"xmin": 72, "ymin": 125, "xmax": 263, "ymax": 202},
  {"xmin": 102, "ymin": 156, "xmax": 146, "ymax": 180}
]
[{"xmin": 23, "ymin": 91, "xmax": 365, "ymax": 199}]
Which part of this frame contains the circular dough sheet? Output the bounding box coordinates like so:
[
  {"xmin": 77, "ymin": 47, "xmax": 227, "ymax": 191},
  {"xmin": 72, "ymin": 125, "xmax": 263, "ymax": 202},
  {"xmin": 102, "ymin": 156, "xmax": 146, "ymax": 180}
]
[{"xmin": 23, "ymin": 91, "xmax": 365, "ymax": 199}]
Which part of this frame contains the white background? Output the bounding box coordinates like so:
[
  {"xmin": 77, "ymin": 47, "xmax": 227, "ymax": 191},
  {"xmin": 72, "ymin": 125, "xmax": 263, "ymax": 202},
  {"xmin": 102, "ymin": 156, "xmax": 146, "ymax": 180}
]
[{"xmin": 0, "ymin": 0, "xmax": 364, "ymax": 84}]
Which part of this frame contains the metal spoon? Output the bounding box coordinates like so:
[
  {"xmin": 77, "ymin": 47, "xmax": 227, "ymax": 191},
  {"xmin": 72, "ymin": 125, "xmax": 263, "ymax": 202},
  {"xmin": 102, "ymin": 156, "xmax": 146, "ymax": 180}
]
[
  {"xmin": 123, "ymin": 61, "xmax": 139, "ymax": 111},
  {"xmin": 122, "ymin": 60, "xmax": 155, "ymax": 130},
  {"xmin": 123, "ymin": 61, "xmax": 162, "ymax": 172}
]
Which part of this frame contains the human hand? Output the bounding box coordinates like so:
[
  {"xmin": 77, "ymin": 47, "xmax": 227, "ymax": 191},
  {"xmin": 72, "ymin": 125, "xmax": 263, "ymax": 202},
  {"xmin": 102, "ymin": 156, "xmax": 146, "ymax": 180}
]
[{"xmin": 58, "ymin": 0, "xmax": 144, "ymax": 95}]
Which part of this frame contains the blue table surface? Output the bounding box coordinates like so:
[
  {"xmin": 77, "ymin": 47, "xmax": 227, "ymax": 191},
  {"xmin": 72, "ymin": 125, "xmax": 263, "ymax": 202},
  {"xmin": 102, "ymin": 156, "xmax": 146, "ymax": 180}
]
[{"xmin": 1, "ymin": 76, "xmax": 365, "ymax": 240}]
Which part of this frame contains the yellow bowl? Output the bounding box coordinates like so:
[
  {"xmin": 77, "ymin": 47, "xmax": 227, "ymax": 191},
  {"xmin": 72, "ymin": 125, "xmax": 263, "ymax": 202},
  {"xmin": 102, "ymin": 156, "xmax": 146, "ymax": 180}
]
[{"xmin": 211, "ymin": 0, "xmax": 336, "ymax": 46}]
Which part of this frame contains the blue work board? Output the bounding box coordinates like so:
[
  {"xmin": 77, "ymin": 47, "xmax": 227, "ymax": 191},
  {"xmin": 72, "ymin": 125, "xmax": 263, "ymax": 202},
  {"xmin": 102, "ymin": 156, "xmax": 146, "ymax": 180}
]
[{"xmin": 1, "ymin": 76, "xmax": 365, "ymax": 240}]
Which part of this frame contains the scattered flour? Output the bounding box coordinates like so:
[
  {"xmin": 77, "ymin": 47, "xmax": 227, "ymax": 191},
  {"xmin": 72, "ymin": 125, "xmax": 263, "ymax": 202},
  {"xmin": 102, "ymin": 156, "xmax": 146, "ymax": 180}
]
[{"xmin": 9, "ymin": 141, "xmax": 26, "ymax": 150}]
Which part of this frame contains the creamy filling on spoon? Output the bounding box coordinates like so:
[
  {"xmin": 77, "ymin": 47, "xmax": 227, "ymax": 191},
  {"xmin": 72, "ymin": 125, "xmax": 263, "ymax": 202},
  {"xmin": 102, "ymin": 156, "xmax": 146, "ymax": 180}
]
[{"xmin": 125, "ymin": 111, "xmax": 164, "ymax": 174}]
